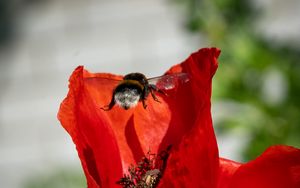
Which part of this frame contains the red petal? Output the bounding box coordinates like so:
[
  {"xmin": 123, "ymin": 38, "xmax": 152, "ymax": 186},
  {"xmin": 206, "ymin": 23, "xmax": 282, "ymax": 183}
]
[
  {"xmin": 157, "ymin": 48, "xmax": 220, "ymax": 188},
  {"xmin": 225, "ymin": 145, "xmax": 300, "ymax": 188},
  {"xmin": 217, "ymin": 158, "xmax": 241, "ymax": 188},
  {"xmin": 58, "ymin": 67, "xmax": 123, "ymax": 188}
]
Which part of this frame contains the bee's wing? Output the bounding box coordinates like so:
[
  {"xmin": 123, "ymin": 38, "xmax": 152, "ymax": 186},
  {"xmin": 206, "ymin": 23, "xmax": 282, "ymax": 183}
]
[{"xmin": 148, "ymin": 72, "xmax": 189, "ymax": 90}]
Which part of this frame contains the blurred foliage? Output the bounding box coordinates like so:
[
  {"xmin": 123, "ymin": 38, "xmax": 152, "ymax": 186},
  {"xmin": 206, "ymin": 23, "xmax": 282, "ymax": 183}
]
[
  {"xmin": 0, "ymin": 0, "xmax": 14, "ymax": 45},
  {"xmin": 23, "ymin": 168, "xmax": 85, "ymax": 188},
  {"xmin": 174, "ymin": 0, "xmax": 300, "ymax": 160}
]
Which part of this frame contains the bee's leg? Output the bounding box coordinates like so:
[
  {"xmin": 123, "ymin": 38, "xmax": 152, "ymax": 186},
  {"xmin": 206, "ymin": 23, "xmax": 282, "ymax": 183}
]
[
  {"xmin": 141, "ymin": 89, "xmax": 148, "ymax": 109},
  {"xmin": 101, "ymin": 95, "xmax": 115, "ymax": 111},
  {"xmin": 142, "ymin": 99, "xmax": 147, "ymax": 109},
  {"xmin": 149, "ymin": 84, "xmax": 167, "ymax": 103},
  {"xmin": 149, "ymin": 84, "xmax": 167, "ymax": 96}
]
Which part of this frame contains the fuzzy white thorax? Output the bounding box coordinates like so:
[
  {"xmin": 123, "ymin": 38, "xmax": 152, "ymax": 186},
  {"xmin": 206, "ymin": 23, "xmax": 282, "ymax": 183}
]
[{"xmin": 114, "ymin": 88, "xmax": 140, "ymax": 109}]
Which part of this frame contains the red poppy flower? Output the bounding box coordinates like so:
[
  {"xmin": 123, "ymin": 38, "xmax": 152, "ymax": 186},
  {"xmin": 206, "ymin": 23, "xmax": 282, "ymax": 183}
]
[{"xmin": 57, "ymin": 48, "xmax": 300, "ymax": 188}]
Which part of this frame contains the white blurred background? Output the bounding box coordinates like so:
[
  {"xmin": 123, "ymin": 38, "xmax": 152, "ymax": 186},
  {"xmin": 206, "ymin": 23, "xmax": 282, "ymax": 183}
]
[{"xmin": 0, "ymin": 0, "xmax": 299, "ymax": 187}]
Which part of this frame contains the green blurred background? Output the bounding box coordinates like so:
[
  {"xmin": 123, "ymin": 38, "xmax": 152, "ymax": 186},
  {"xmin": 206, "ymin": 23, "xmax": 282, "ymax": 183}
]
[
  {"xmin": 175, "ymin": 0, "xmax": 300, "ymax": 161},
  {"xmin": 0, "ymin": 0, "xmax": 299, "ymax": 187}
]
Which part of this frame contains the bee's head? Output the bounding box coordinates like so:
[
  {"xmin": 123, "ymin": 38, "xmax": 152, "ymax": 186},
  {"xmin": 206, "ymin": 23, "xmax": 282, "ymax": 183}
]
[{"xmin": 114, "ymin": 87, "xmax": 141, "ymax": 110}]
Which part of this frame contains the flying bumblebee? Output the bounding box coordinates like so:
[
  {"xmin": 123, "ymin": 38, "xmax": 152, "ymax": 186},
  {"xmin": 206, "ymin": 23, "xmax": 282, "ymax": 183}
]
[{"xmin": 101, "ymin": 72, "xmax": 189, "ymax": 111}]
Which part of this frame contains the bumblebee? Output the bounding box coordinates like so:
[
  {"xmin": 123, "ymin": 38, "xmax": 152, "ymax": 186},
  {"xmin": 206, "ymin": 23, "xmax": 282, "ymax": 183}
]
[{"xmin": 101, "ymin": 72, "xmax": 189, "ymax": 111}]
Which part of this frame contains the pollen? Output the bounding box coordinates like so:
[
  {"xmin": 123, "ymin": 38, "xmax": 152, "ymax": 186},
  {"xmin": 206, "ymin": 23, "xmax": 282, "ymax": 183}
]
[{"xmin": 116, "ymin": 146, "xmax": 171, "ymax": 188}]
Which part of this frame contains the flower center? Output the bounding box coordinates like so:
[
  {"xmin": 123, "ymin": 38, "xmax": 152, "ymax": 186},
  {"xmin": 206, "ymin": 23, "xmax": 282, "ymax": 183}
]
[{"xmin": 116, "ymin": 145, "xmax": 171, "ymax": 188}]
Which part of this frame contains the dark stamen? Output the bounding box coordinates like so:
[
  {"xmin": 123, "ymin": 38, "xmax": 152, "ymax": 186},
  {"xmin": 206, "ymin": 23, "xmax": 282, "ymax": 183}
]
[{"xmin": 116, "ymin": 145, "xmax": 172, "ymax": 188}]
